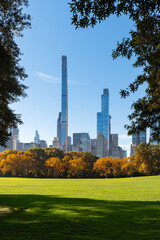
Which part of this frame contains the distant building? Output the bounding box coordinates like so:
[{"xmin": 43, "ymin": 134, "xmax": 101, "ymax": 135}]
[
  {"xmin": 62, "ymin": 142, "xmax": 67, "ymax": 153},
  {"xmin": 34, "ymin": 130, "xmax": 40, "ymax": 144},
  {"xmin": 17, "ymin": 142, "xmax": 24, "ymax": 151},
  {"xmin": 79, "ymin": 133, "xmax": 90, "ymax": 152},
  {"xmin": 39, "ymin": 140, "xmax": 47, "ymax": 148},
  {"xmin": 111, "ymin": 146, "xmax": 123, "ymax": 159},
  {"xmin": 12, "ymin": 137, "xmax": 17, "ymax": 150},
  {"xmin": 97, "ymin": 89, "xmax": 109, "ymax": 152},
  {"xmin": 90, "ymin": 139, "xmax": 97, "ymax": 155},
  {"xmin": 109, "ymin": 133, "xmax": 123, "ymax": 158},
  {"xmin": 11, "ymin": 128, "xmax": 20, "ymax": 150},
  {"xmin": 67, "ymin": 136, "xmax": 71, "ymax": 146},
  {"xmin": 139, "ymin": 131, "xmax": 146, "ymax": 144},
  {"xmin": 96, "ymin": 132, "xmax": 108, "ymax": 158},
  {"xmin": 57, "ymin": 56, "xmax": 68, "ymax": 152},
  {"xmin": 109, "ymin": 133, "xmax": 118, "ymax": 156},
  {"xmin": 57, "ymin": 113, "xmax": 61, "ymax": 147},
  {"xmin": 132, "ymin": 131, "xmax": 146, "ymax": 145},
  {"xmin": 52, "ymin": 137, "xmax": 60, "ymax": 148},
  {"xmin": 110, "ymin": 134, "xmax": 118, "ymax": 148},
  {"xmin": 24, "ymin": 142, "xmax": 37, "ymax": 151},
  {"xmin": 12, "ymin": 128, "xmax": 19, "ymax": 139},
  {"xmin": 130, "ymin": 143, "xmax": 136, "ymax": 156},
  {"xmin": 109, "ymin": 115, "xmax": 111, "ymax": 152},
  {"xmin": 0, "ymin": 128, "xmax": 48, "ymax": 152},
  {"xmin": 72, "ymin": 133, "xmax": 90, "ymax": 152},
  {"xmin": 130, "ymin": 131, "xmax": 146, "ymax": 156},
  {"xmin": 73, "ymin": 133, "xmax": 82, "ymax": 147},
  {"xmin": 67, "ymin": 136, "xmax": 72, "ymax": 151},
  {"xmin": 72, "ymin": 145, "xmax": 80, "ymax": 152},
  {"xmin": 123, "ymin": 150, "xmax": 127, "ymax": 158},
  {"xmin": 0, "ymin": 127, "xmax": 19, "ymax": 152}
]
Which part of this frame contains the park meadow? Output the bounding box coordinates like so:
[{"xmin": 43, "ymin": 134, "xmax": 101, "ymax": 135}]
[{"xmin": 0, "ymin": 176, "xmax": 160, "ymax": 240}]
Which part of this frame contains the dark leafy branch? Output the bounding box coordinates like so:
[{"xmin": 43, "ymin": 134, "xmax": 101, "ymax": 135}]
[
  {"xmin": 69, "ymin": 0, "xmax": 160, "ymax": 142},
  {"xmin": 0, "ymin": 0, "xmax": 31, "ymax": 146}
]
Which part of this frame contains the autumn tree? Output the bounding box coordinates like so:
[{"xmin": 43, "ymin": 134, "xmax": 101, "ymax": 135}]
[
  {"xmin": 77, "ymin": 151, "xmax": 98, "ymax": 177},
  {"xmin": 0, "ymin": 153, "xmax": 34, "ymax": 177},
  {"xmin": 0, "ymin": 0, "xmax": 31, "ymax": 146},
  {"xmin": 19, "ymin": 153, "xmax": 35, "ymax": 177},
  {"xmin": 27, "ymin": 148, "xmax": 47, "ymax": 177},
  {"xmin": 62, "ymin": 155, "xmax": 71, "ymax": 177},
  {"xmin": 93, "ymin": 157, "xmax": 112, "ymax": 178},
  {"xmin": 0, "ymin": 154, "xmax": 20, "ymax": 176},
  {"xmin": 121, "ymin": 159, "xmax": 135, "ymax": 177},
  {"xmin": 44, "ymin": 147, "xmax": 64, "ymax": 160},
  {"xmin": 0, "ymin": 149, "xmax": 18, "ymax": 162},
  {"xmin": 45, "ymin": 157, "xmax": 65, "ymax": 178},
  {"xmin": 68, "ymin": 156, "xmax": 87, "ymax": 178},
  {"xmin": 151, "ymin": 144, "xmax": 160, "ymax": 173},
  {"xmin": 69, "ymin": 0, "xmax": 160, "ymax": 142},
  {"xmin": 110, "ymin": 158, "xmax": 123, "ymax": 178},
  {"xmin": 133, "ymin": 143, "xmax": 160, "ymax": 175}
]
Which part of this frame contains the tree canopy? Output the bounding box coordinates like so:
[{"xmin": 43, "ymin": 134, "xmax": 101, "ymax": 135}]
[
  {"xmin": 0, "ymin": 0, "xmax": 31, "ymax": 146},
  {"xmin": 0, "ymin": 147, "xmax": 159, "ymax": 178},
  {"xmin": 69, "ymin": 0, "xmax": 160, "ymax": 142}
]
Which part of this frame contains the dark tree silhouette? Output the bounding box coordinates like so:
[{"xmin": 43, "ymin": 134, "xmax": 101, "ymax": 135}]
[{"xmin": 0, "ymin": 0, "xmax": 31, "ymax": 146}]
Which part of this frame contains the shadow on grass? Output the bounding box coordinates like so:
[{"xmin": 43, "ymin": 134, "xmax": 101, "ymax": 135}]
[{"xmin": 0, "ymin": 195, "xmax": 159, "ymax": 240}]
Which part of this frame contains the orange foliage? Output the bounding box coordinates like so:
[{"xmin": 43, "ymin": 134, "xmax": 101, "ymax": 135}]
[
  {"xmin": 0, "ymin": 153, "xmax": 34, "ymax": 177},
  {"xmin": 68, "ymin": 157, "xmax": 86, "ymax": 178},
  {"xmin": 45, "ymin": 157, "xmax": 65, "ymax": 177},
  {"xmin": 93, "ymin": 157, "xmax": 112, "ymax": 178},
  {"xmin": 121, "ymin": 160, "xmax": 135, "ymax": 177}
]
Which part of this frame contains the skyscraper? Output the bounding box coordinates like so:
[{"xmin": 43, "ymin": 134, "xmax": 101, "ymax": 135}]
[
  {"xmin": 79, "ymin": 133, "xmax": 90, "ymax": 152},
  {"xmin": 130, "ymin": 131, "xmax": 146, "ymax": 156},
  {"xmin": 132, "ymin": 131, "xmax": 146, "ymax": 145},
  {"xmin": 57, "ymin": 112, "xmax": 61, "ymax": 146},
  {"xmin": 12, "ymin": 128, "xmax": 19, "ymax": 141},
  {"xmin": 97, "ymin": 89, "xmax": 109, "ymax": 152},
  {"xmin": 12, "ymin": 128, "xmax": 19, "ymax": 150},
  {"xmin": 57, "ymin": 56, "xmax": 68, "ymax": 152},
  {"xmin": 52, "ymin": 137, "xmax": 60, "ymax": 149},
  {"xmin": 90, "ymin": 139, "xmax": 97, "ymax": 155},
  {"xmin": 73, "ymin": 133, "xmax": 82, "ymax": 147},
  {"xmin": 34, "ymin": 130, "xmax": 40, "ymax": 144},
  {"xmin": 96, "ymin": 131, "xmax": 108, "ymax": 158}
]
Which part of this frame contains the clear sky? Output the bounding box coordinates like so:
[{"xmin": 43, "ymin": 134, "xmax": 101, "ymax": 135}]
[{"xmin": 13, "ymin": 0, "xmax": 147, "ymax": 156}]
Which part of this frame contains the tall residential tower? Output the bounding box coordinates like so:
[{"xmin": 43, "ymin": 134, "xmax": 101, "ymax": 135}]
[
  {"xmin": 57, "ymin": 56, "xmax": 68, "ymax": 152},
  {"xmin": 97, "ymin": 89, "xmax": 109, "ymax": 155}
]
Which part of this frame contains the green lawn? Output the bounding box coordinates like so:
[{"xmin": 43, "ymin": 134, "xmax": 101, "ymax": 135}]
[{"xmin": 0, "ymin": 176, "xmax": 160, "ymax": 240}]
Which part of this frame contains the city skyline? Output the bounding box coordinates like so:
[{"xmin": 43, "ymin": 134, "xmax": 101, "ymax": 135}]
[{"xmin": 11, "ymin": 1, "xmax": 148, "ymax": 155}]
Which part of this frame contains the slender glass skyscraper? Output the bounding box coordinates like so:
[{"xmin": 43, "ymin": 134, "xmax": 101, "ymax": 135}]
[
  {"xmin": 57, "ymin": 56, "xmax": 68, "ymax": 152},
  {"xmin": 34, "ymin": 130, "xmax": 40, "ymax": 144},
  {"xmin": 97, "ymin": 89, "xmax": 109, "ymax": 150}
]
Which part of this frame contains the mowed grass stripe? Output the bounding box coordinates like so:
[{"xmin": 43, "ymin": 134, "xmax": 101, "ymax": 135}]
[{"xmin": 0, "ymin": 176, "xmax": 160, "ymax": 240}]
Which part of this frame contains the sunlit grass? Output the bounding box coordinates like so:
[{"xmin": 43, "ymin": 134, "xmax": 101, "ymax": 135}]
[{"xmin": 0, "ymin": 176, "xmax": 160, "ymax": 239}]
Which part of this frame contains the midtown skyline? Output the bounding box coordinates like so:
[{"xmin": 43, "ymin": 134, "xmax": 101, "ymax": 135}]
[
  {"xmin": 13, "ymin": 51, "xmax": 134, "ymax": 155},
  {"xmin": 12, "ymin": 1, "xmax": 148, "ymax": 155},
  {"xmin": 10, "ymin": 77, "xmax": 130, "ymax": 156}
]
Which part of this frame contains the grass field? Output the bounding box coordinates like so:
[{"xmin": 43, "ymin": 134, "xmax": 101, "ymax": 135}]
[{"xmin": 0, "ymin": 176, "xmax": 160, "ymax": 240}]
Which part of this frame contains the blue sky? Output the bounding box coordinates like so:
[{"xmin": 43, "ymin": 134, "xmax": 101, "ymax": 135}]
[{"xmin": 13, "ymin": 1, "xmax": 147, "ymax": 155}]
